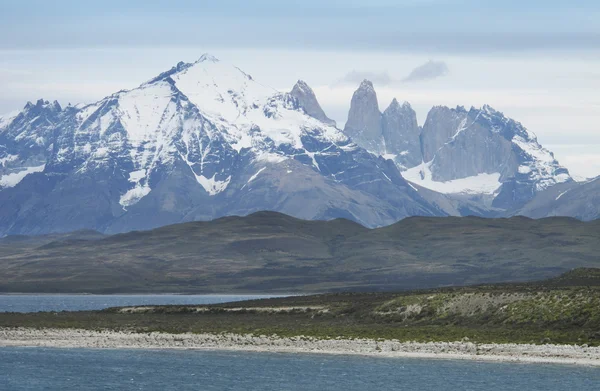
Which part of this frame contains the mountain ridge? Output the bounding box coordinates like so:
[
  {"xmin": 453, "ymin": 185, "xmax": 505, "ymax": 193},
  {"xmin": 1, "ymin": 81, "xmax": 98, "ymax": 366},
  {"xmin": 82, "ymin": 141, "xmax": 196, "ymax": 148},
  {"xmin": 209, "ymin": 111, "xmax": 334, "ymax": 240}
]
[
  {"xmin": 0, "ymin": 211, "xmax": 598, "ymax": 293},
  {"xmin": 0, "ymin": 54, "xmax": 443, "ymax": 235},
  {"xmin": 0, "ymin": 54, "xmax": 595, "ymax": 235}
]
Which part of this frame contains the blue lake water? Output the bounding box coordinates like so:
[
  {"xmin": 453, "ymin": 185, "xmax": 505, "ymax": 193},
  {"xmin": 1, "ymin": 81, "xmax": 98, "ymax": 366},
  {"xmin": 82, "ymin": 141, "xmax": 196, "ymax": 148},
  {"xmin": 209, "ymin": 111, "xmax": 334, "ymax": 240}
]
[
  {"xmin": 0, "ymin": 294, "xmax": 280, "ymax": 313},
  {"xmin": 0, "ymin": 347, "xmax": 599, "ymax": 390}
]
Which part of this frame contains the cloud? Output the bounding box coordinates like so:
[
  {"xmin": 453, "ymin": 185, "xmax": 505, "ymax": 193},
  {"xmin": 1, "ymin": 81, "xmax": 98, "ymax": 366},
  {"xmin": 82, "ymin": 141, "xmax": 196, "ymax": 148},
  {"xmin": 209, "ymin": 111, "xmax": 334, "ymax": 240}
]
[
  {"xmin": 402, "ymin": 60, "xmax": 449, "ymax": 82},
  {"xmin": 332, "ymin": 70, "xmax": 394, "ymax": 87},
  {"xmin": 332, "ymin": 61, "xmax": 449, "ymax": 88}
]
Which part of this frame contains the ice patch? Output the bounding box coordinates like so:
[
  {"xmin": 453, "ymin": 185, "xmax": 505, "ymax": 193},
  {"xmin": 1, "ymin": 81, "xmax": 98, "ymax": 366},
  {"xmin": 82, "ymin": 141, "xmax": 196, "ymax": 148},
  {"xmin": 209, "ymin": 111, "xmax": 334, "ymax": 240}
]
[
  {"xmin": 555, "ymin": 189, "xmax": 571, "ymax": 201},
  {"xmin": 0, "ymin": 164, "xmax": 45, "ymax": 188},
  {"xmin": 0, "ymin": 154, "xmax": 18, "ymax": 166},
  {"xmin": 518, "ymin": 165, "xmax": 532, "ymax": 174},
  {"xmin": 255, "ymin": 152, "xmax": 288, "ymax": 163},
  {"xmin": 119, "ymin": 169, "xmax": 151, "ymax": 208},
  {"xmin": 120, "ymin": 184, "xmax": 151, "ymax": 207},
  {"xmin": 407, "ymin": 182, "xmax": 419, "ymax": 192},
  {"xmin": 247, "ymin": 167, "xmax": 266, "ymax": 184},
  {"xmin": 196, "ymin": 174, "xmax": 231, "ymax": 196},
  {"xmin": 403, "ymin": 161, "xmax": 502, "ymax": 195},
  {"xmin": 128, "ymin": 169, "xmax": 147, "ymax": 182}
]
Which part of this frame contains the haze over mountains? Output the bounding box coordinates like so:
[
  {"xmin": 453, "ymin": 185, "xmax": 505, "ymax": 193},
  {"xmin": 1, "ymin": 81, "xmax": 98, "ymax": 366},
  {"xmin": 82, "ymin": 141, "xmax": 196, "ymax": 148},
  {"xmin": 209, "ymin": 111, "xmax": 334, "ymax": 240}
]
[{"xmin": 0, "ymin": 55, "xmax": 597, "ymax": 236}]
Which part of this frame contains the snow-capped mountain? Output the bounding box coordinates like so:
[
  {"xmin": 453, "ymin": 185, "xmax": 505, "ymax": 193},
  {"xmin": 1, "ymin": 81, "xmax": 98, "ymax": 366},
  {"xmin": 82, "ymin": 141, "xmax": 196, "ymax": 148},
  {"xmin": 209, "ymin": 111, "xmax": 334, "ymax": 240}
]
[
  {"xmin": 0, "ymin": 100, "xmax": 61, "ymax": 189},
  {"xmin": 0, "ymin": 55, "xmax": 442, "ymax": 235},
  {"xmin": 0, "ymin": 57, "xmax": 587, "ymax": 236},
  {"xmin": 343, "ymin": 81, "xmax": 572, "ymax": 211}
]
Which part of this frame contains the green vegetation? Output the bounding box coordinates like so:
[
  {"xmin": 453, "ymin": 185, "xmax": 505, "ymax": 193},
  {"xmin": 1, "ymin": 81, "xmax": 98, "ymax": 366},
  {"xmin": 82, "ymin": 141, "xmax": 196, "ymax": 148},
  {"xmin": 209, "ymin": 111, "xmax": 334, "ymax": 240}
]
[{"xmin": 2, "ymin": 269, "xmax": 600, "ymax": 346}]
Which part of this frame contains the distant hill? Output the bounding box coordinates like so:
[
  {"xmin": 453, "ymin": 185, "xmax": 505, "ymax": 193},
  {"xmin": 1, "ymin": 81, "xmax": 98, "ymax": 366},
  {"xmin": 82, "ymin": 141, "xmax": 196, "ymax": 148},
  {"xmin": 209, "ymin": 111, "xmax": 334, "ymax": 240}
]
[{"xmin": 0, "ymin": 211, "xmax": 598, "ymax": 293}]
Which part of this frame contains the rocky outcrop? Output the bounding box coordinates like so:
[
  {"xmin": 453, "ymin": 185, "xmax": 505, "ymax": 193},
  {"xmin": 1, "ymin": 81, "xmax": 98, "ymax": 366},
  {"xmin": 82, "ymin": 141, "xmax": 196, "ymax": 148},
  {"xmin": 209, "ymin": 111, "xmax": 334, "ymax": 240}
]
[
  {"xmin": 381, "ymin": 99, "xmax": 422, "ymax": 169},
  {"xmin": 290, "ymin": 80, "xmax": 336, "ymax": 126},
  {"xmin": 340, "ymin": 80, "xmax": 572, "ymax": 212},
  {"xmin": 403, "ymin": 105, "xmax": 570, "ymax": 209},
  {"xmin": 344, "ymin": 81, "xmax": 423, "ymax": 169},
  {"xmin": 0, "ymin": 56, "xmax": 443, "ymax": 235},
  {"xmin": 344, "ymin": 80, "xmax": 384, "ymax": 154}
]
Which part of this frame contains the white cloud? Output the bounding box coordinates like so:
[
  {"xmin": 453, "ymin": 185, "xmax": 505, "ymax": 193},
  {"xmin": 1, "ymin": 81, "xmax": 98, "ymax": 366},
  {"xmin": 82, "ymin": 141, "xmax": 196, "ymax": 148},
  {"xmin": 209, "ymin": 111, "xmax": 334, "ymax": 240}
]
[{"xmin": 402, "ymin": 60, "xmax": 449, "ymax": 82}]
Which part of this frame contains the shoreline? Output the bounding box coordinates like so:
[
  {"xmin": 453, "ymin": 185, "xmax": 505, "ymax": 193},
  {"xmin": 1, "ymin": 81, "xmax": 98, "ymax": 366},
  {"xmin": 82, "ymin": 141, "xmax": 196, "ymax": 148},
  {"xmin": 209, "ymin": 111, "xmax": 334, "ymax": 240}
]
[
  {"xmin": 2, "ymin": 328, "xmax": 600, "ymax": 367},
  {"xmin": 0, "ymin": 293, "xmax": 293, "ymax": 296}
]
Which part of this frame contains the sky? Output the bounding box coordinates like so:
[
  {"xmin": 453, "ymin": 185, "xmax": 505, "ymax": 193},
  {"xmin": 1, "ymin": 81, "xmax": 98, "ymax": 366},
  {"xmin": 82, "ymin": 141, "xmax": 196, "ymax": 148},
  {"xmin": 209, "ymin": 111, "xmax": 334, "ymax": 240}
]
[{"xmin": 1, "ymin": 0, "xmax": 599, "ymax": 178}]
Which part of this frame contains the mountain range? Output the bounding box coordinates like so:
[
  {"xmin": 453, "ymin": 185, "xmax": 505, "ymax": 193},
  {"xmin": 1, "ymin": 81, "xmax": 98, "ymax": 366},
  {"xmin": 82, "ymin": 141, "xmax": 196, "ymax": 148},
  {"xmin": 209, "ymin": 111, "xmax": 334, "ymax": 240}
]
[{"xmin": 0, "ymin": 54, "xmax": 597, "ymax": 235}]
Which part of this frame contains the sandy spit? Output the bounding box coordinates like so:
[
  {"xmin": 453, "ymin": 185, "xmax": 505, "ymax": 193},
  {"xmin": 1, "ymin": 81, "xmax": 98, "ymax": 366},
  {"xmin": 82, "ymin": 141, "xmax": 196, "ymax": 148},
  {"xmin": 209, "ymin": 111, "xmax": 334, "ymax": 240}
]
[{"xmin": 1, "ymin": 328, "xmax": 600, "ymax": 366}]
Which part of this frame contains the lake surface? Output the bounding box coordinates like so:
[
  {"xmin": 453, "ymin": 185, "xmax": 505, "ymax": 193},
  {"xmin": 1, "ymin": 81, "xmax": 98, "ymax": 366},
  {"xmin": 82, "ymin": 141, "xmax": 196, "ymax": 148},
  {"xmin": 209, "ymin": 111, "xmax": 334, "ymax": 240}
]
[
  {"xmin": 0, "ymin": 348, "xmax": 599, "ymax": 390},
  {"xmin": 0, "ymin": 294, "xmax": 280, "ymax": 313}
]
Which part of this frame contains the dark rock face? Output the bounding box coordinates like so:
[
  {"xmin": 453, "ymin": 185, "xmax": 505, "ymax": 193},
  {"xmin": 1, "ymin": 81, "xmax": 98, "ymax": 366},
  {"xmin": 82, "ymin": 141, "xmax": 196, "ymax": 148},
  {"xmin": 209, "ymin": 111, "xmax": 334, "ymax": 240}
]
[
  {"xmin": 416, "ymin": 105, "xmax": 571, "ymax": 209},
  {"xmin": 344, "ymin": 81, "xmax": 423, "ymax": 169},
  {"xmin": 290, "ymin": 80, "xmax": 336, "ymax": 126},
  {"xmin": 381, "ymin": 99, "xmax": 422, "ymax": 169},
  {"xmin": 340, "ymin": 82, "xmax": 572, "ymax": 212},
  {"xmin": 0, "ymin": 56, "xmax": 444, "ymax": 236},
  {"xmin": 421, "ymin": 106, "xmax": 518, "ymax": 182},
  {"xmin": 344, "ymin": 80, "xmax": 384, "ymax": 155}
]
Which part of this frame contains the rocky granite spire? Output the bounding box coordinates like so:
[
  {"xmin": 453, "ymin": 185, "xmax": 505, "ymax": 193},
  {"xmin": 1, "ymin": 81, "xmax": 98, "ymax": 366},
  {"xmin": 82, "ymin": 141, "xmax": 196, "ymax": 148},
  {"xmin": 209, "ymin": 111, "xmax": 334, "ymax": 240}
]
[
  {"xmin": 420, "ymin": 105, "xmax": 469, "ymax": 163},
  {"xmin": 290, "ymin": 80, "xmax": 336, "ymax": 126},
  {"xmin": 381, "ymin": 98, "xmax": 422, "ymax": 169},
  {"xmin": 343, "ymin": 80, "xmax": 384, "ymax": 154},
  {"xmin": 403, "ymin": 104, "xmax": 571, "ymax": 208},
  {"xmin": 0, "ymin": 57, "xmax": 443, "ymax": 235}
]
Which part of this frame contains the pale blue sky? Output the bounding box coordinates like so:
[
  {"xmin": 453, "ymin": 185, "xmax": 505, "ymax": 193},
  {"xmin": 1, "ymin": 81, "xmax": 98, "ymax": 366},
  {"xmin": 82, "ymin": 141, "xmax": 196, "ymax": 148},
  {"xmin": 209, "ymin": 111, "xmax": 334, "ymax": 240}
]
[
  {"xmin": 2, "ymin": 1, "xmax": 599, "ymax": 52},
  {"xmin": 1, "ymin": 1, "xmax": 599, "ymax": 177}
]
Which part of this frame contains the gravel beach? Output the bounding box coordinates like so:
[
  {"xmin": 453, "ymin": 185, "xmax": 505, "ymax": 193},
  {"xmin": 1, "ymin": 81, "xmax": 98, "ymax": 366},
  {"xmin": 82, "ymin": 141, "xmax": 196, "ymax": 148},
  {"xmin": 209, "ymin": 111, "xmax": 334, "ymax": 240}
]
[{"xmin": 2, "ymin": 328, "xmax": 600, "ymax": 366}]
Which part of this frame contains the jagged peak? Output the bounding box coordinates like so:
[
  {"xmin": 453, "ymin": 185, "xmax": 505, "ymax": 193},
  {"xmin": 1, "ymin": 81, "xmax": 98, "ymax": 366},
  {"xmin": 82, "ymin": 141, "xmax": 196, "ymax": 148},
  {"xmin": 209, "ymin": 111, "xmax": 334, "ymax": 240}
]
[
  {"xmin": 292, "ymin": 80, "xmax": 313, "ymax": 94},
  {"xmin": 23, "ymin": 99, "xmax": 62, "ymax": 112},
  {"xmin": 469, "ymin": 104, "xmax": 504, "ymax": 118},
  {"xmin": 426, "ymin": 105, "xmax": 471, "ymax": 118},
  {"xmin": 351, "ymin": 80, "xmax": 378, "ymax": 105},
  {"xmin": 427, "ymin": 105, "xmax": 452, "ymax": 114},
  {"xmin": 471, "ymin": 105, "xmax": 508, "ymax": 122},
  {"xmin": 195, "ymin": 53, "xmax": 220, "ymax": 63},
  {"xmin": 290, "ymin": 80, "xmax": 336, "ymax": 127},
  {"xmin": 144, "ymin": 61, "xmax": 193, "ymax": 85},
  {"xmin": 143, "ymin": 54, "xmax": 257, "ymax": 89},
  {"xmin": 482, "ymin": 104, "xmax": 497, "ymax": 114},
  {"xmin": 358, "ymin": 79, "xmax": 375, "ymax": 91},
  {"xmin": 384, "ymin": 98, "xmax": 412, "ymax": 113}
]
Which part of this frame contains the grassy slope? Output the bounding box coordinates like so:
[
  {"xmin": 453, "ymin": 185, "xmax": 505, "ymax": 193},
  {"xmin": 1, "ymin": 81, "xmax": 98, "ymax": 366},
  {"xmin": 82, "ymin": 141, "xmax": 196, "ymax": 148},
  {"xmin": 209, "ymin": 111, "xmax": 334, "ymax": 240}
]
[
  {"xmin": 2, "ymin": 269, "xmax": 600, "ymax": 346},
  {"xmin": 0, "ymin": 212, "xmax": 599, "ymax": 293}
]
